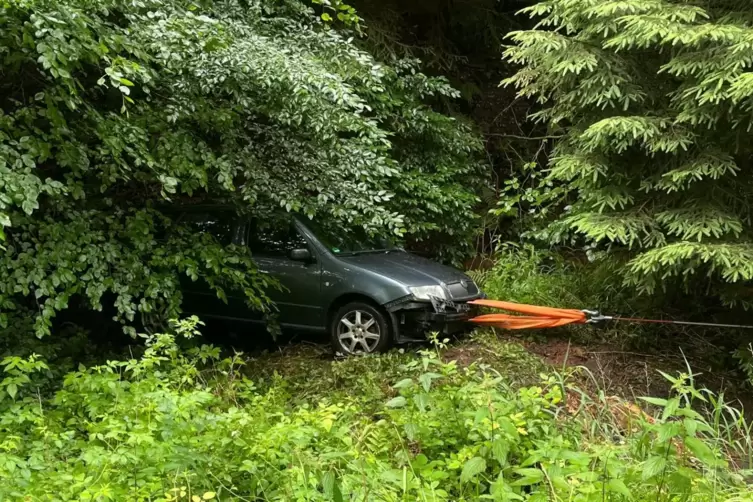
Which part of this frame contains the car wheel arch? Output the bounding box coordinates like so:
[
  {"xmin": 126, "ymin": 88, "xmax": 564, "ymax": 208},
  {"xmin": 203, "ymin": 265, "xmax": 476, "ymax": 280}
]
[{"xmin": 326, "ymin": 293, "xmax": 395, "ymax": 339}]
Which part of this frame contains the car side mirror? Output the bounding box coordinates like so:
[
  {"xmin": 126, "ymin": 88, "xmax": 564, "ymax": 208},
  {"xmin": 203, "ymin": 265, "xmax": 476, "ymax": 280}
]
[{"xmin": 290, "ymin": 248, "xmax": 313, "ymax": 262}]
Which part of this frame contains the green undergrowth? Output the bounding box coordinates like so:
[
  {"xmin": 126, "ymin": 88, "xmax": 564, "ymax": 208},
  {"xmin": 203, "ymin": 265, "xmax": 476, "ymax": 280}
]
[
  {"xmin": 1, "ymin": 319, "xmax": 752, "ymax": 501},
  {"xmin": 468, "ymin": 245, "xmax": 621, "ymax": 314},
  {"xmin": 468, "ymin": 244, "xmax": 650, "ymax": 346},
  {"xmin": 246, "ymin": 330, "xmax": 547, "ymax": 413},
  {"xmin": 470, "ymin": 245, "xmax": 753, "ymax": 391}
]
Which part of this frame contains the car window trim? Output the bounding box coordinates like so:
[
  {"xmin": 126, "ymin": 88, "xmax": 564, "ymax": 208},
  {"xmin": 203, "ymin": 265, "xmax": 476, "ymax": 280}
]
[{"xmin": 246, "ymin": 216, "xmax": 317, "ymax": 261}]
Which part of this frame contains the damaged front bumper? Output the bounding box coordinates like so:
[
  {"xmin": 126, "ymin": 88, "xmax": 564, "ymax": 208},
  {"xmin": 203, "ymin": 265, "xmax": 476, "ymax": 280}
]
[{"xmin": 385, "ymin": 295, "xmax": 481, "ymax": 343}]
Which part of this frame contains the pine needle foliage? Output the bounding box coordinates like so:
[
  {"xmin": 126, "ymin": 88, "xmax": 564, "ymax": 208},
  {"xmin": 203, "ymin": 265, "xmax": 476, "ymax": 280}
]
[{"xmin": 504, "ymin": 0, "xmax": 753, "ymax": 299}]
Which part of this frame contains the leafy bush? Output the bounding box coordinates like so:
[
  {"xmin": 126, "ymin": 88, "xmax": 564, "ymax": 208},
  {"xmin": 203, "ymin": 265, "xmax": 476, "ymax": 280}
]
[
  {"xmin": 471, "ymin": 244, "xmax": 644, "ymax": 322},
  {"xmin": 503, "ymin": 0, "xmax": 753, "ymax": 303},
  {"xmin": 468, "ymin": 245, "xmax": 640, "ymax": 347},
  {"xmin": 0, "ymin": 0, "xmax": 484, "ymax": 338},
  {"xmin": 1, "ymin": 319, "xmax": 751, "ymax": 500}
]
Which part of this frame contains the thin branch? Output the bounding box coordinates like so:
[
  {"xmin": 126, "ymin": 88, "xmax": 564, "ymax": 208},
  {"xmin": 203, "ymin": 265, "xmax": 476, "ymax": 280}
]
[
  {"xmin": 587, "ymin": 351, "xmax": 663, "ymax": 359},
  {"xmin": 484, "ymin": 133, "xmax": 564, "ymax": 141},
  {"xmin": 492, "ymin": 97, "xmax": 522, "ymax": 126}
]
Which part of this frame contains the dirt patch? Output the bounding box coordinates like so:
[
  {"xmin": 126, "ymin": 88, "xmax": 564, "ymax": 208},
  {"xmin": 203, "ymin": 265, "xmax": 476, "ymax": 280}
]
[
  {"xmin": 502, "ymin": 333, "xmax": 753, "ymax": 408},
  {"xmin": 520, "ymin": 340, "xmax": 589, "ymax": 367},
  {"xmin": 441, "ymin": 332, "xmax": 548, "ymax": 387},
  {"xmin": 441, "ymin": 332, "xmax": 690, "ymax": 398},
  {"xmin": 443, "ymin": 344, "xmax": 487, "ymax": 368},
  {"xmin": 513, "ymin": 336, "xmax": 679, "ymax": 398},
  {"xmin": 243, "ymin": 329, "xmax": 751, "ymax": 412}
]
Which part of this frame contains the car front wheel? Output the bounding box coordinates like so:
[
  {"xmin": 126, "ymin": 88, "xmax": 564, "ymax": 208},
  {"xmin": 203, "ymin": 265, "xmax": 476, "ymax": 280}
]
[{"xmin": 331, "ymin": 302, "xmax": 391, "ymax": 355}]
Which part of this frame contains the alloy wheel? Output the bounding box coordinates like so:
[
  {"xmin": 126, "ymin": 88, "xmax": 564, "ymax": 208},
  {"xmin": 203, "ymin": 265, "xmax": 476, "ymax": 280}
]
[{"xmin": 337, "ymin": 310, "xmax": 381, "ymax": 353}]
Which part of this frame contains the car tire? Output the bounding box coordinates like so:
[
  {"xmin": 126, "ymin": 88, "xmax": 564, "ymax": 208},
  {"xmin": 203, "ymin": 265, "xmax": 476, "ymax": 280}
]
[{"xmin": 330, "ymin": 302, "xmax": 392, "ymax": 355}]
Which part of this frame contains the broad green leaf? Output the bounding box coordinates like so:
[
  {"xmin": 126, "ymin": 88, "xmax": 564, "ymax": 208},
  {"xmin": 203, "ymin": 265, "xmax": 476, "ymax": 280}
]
[
  {"xmin": 322, "ymin": 471, "xmax": 335, "ymax": 496},
  {"xmin": 657, "ymin": 422, "xmax": 681, "ymax": 442},
  {"xmin": 641, "ymin": 455, "xmax": 667, "ymax": 480},
  {"xmin": 683, "ymin": 436, "xmax": 717, "ymax": 466},
  {"xmin": 418, "ymin": 372, "xmax": 441, "ymax": 392},
  {"xmin": 510, "ymin": 468, "xmax": 544, "ymax": 486},
  {"xmin": 548, "ymin": 475, "xmax": 567, "ymax": 490},
  {"xmin": 333, "ymin": 479, "xmax": 343, "ymax": 502},
  {"xmin": 668, "ymin": 470, "xmax": 693, "ymax": 495},
  {"xmin": 639, "ymin": 397, "xmax": 668, "ymax": 407},
  {"xmin": 413, "ymin": 393, "xmax": 429, "ymax": 412},
  {"xmin": 386, "ymin": 396, "xmax": 407, "ymax": 408},
  {"xmin": 393, "ymin": 378, "xmax": 413, "ymax": 389},
  {"xmin": 460, "ymin": 457, "xmax": 487, "ymax": 483},
  {"xmin": 491, "ymin": 439, "xmax": 509, "ymax": 466},
  {"xmin": 606, "ymin": 479, "xmax": 632, "ymax": 498},
  {"xmin": 404, "ymin": 423, "xmax": 418, "ymax": 440},
  {"xmin": 683, "ymin": 418, "xmax": 698, "ymax": 436},
  {"xmin": 661, "ymin": 397, "xmax": 681, "ymax": 420},
  {"xmin": 498, "ymin": 417, "xmax": 518, "ymax": 438}
]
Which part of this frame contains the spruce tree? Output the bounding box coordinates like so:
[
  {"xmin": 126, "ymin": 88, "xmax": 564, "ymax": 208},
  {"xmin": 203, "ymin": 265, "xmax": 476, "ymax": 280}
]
[{"xmin": 505, "ymin": 0, "xmax": 753, "ymax": 303}]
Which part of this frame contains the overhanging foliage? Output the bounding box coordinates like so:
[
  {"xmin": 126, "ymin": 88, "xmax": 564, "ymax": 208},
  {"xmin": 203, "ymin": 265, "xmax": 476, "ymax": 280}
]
[{"xmin": 0, "ymin": 0, "xmax": 484, "ymax": 336}]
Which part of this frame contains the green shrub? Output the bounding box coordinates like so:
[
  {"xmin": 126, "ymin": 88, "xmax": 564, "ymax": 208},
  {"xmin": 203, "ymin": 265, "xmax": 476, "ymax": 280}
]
[
  {"xmin": 0, "ymin": 0, "xmax": 484, "ymax": 338},
  {"xmin": 0, "ymin": 319, "xmax": 751, "ymax": 500},
  {"xmin": 471, "ymin": 243, "xmax": 643, "ymax": 324}
]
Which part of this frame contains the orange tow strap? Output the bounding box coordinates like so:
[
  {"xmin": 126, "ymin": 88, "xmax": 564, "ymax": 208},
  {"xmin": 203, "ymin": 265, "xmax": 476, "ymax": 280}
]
[
  {"xmin": 468, "ymin": 299, "xmax": 587, "ymax": 330},
  {"xmin": 468, "ymin": 299, "xmax": 753, "ymax": 331}
]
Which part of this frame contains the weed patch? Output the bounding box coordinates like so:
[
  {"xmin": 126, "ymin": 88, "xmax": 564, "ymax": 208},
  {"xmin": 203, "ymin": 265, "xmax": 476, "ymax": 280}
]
[{"xmin": 0, "ymin": 319, "xmax": 751, "ymax": 500}]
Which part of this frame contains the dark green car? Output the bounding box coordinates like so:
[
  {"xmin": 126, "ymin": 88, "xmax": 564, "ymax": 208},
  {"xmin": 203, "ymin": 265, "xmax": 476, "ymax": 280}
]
[{"xmin": 178, "ymin": 207, "xmax": 483, "ymax": 354}]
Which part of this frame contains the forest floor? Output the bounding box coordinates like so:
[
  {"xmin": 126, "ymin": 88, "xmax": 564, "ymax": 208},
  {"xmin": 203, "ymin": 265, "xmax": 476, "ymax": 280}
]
[{"xmin": 245, "ymin": 328, "xmax": 753, "ymax": 417}]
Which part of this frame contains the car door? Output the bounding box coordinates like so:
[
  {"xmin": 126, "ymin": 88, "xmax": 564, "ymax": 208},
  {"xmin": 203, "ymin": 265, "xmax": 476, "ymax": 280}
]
[
  {"xmin": 248, "ymin": 216, "xmax": 324, "ymax": 330},
  {"xmin": 178, "ymin": 209, "xmax": 253, "ymax": 321}
]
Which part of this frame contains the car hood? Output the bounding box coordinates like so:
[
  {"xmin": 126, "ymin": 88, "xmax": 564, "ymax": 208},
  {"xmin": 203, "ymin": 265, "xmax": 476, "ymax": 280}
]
[{"xmin": 338, "ymin": 251, "xmax": 470, "ymax": 286}]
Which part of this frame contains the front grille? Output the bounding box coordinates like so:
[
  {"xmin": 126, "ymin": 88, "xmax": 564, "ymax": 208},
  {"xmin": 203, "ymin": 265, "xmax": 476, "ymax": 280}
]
[{"xmin": 446, "ymin": 280, "xmax": 479, "ymax": 300}]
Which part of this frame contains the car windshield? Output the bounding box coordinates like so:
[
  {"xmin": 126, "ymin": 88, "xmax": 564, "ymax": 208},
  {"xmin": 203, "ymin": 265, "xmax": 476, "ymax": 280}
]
[{"xmin": 303, "ymin": 219, "xmax": 398, "ymax": 255}]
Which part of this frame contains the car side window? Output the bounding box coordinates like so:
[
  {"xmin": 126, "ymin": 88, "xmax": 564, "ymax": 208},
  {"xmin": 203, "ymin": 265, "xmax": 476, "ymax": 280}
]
[
  {"xmin": 179, "ymin": 212, "xmax": 245, "ymax": 246},
  {"xmin": 248, "ymin": 218, "xmax": 309, "ymax": 258}
]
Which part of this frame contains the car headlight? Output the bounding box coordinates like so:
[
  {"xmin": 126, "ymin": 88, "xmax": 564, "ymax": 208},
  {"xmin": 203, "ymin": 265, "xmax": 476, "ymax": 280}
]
[{"xmin": 409, "ymin": 285, "xmax": 447, "ymax": 301}]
